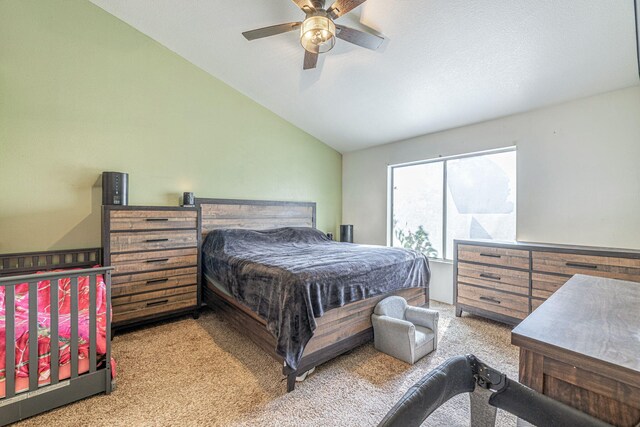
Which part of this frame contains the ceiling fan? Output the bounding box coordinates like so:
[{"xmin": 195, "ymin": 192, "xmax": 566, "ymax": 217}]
[{"xmin": 242, "ymin": 0, "xmax": 384, "ymax": 70}]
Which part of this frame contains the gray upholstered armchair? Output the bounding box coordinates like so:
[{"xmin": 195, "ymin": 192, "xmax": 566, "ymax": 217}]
[{"xmin": 371, "ymin": 296, "xmax": 439, "ymax": 365}]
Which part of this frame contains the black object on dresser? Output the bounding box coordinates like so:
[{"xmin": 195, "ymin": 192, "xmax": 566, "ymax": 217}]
[
  {"xmin": 102, "ymin": 206, "xmax": 199, "ymax": 329},
  {"xmin": 453, "ymin": 239, "xmax": 640, "ymax": 326},
  {"xmin": 102, "ymin": 171, "xmax": 128, "ymax": 206},
  {"xmin": 340, "ymin": 224, "xmax": 353, "ymax": 243}
]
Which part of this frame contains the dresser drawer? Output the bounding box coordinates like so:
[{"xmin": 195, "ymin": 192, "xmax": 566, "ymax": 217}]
[
  {"xmin": 458, "ymin": 244, "xmax": 530, "ymax": 269},
  {"xmin": 110, "ymin": 248, "xmax": 197, "ymax": 275},
  {"xmin": 112, "ymin": 272, "xmax": 197, "ymax": 297},
  {"xmin": 110, "ymin": 209, "xmax": 197, "ymax": 231},
  {"xmin": 113, "ymin": 292, "xmax": 197, "ymax": 324},
  {"xmin": 532, "ymin": 251, "xmax": 640, "ymax": 282},
  {"xmin": 531, "ymin": 272, "xmax": 568, "ymax": 299},
  {"xmin": 112, "ymin": 285, "xmax": 197, "ymax": 306},
  {"xmin": 112, "ymin": 266, "xmax": 197, "ymax": 286},
  {"xmin": 110, "ymin": 229, "xmax": 197, "ymax": 253},
  {"xmin": 458, "ymin": 262, "xmax": 529, "ymax": 295},
  {"xmin": 457, "ymin": 283, "xmax": 529, "ymax": 320}
]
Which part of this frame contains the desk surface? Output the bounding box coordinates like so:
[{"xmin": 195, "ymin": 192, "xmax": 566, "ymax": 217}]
[{"xmin": 512, "ymin": 274, "xmax": 640, "ymax": 385}]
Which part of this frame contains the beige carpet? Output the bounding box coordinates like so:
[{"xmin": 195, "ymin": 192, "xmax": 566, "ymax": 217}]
[{"xmin": 17, "ymin": 302, "xmax": 519, "ymax": 426}]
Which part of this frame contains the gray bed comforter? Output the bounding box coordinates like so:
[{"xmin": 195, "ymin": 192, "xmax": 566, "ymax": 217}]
[{"xmin": 202, "ymin": 227, "xmax": 430, "ymax": 370}]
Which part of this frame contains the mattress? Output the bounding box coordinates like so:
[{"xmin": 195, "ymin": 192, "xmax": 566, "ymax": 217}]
[
  {"xmin": 0, "ymin": 269, "xmax": 115, "ymax": 397},
  {"xmin": 202, "ymin": 227, "xmax": 430, "ymax": 370}
]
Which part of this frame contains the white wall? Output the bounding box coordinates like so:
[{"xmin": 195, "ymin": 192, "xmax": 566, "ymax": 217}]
[{"xmin": 343, "ymin": 86, "xmax": 640, "ymax": 303}]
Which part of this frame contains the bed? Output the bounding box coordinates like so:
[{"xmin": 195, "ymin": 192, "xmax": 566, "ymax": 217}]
[
  {"xmin": 196, "ymin": 198, "xmax": 431, "ymax": 391},
  {"xmin": 0, "ymin": 248, "xmax": 114, "ymax": 426}
]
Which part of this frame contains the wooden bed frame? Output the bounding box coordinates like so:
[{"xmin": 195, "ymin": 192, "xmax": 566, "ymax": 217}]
[
  {"xmin": 195, "ymin": 198, "xmax": 429, "ymax": 392},
  {"xmin": 0, "ymin": 248, "xmax": 113, "ymax": 426}
]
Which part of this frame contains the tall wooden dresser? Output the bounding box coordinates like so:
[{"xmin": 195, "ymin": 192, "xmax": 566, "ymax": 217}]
[
  {"xmin": 102, "ymin": 206, "xmax": 199, "ymax": 329},
  {"xmin": 454, "ymin": 239, "xmax": 640, "ymax": 325}
]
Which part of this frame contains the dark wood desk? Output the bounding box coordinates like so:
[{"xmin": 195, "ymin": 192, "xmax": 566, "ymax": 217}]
[{"xmin": 512, "ymin": 274, "xmax": 640, "ymax": 426}]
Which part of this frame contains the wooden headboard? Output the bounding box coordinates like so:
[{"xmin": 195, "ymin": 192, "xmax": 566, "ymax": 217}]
[
  {"xmin": 0, "ymin": 248, "xmax": 102, "ymax": 278},
  {"xmin": 195, "ymin": 198, "xmax": 316, "ymax": 244}
]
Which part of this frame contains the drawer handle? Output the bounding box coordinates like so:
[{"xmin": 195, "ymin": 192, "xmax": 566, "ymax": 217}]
[
  {"xmin": 145, "ymin": 238, "xmax": 169, "ymax": 243},
  {"xmin": 146, "ymin": 218, "xmax": 169, "ymax": 222},
  {"xmin": 146, "ymin": 299, "xmax": 169, "ymax": 307},
  {"xmin": 566, "ymin": 262, "xmax": 598, "ymax": 269},
  {"xmin": 479, "ymin": 273, "xmax": 501, "ymax": 281},
  {"xmin": 479, "ymin": 296, "xmax": 501, "ymax": 304},
  {"xmin": 146, "ymin": 278, "xmax": 169, "ymax": 285},
  {"xmin": 480, "ymin": 253, "xmax": 502, "ymax": 258},
  {"xmin": 146, "ymin": 258, "xmax": 169, "ymax": 263}
]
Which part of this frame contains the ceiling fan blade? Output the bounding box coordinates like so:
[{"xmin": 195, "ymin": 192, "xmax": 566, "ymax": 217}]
[
  {"xmin": 242, "ymin": 22, "xmax": 302, "ymax": 41},
  {"xmin": 291, "ymin": 0, "xmax": 316, "ymax": 13},
  {"xmin": 303, "ymin": 50, "xmax": 319, "ymax": 70},
  {"xmin": 327, "ymin": 0, "xmax": 367, "ymax": 19},
  {"xmin": 335, "ymin": 25, "xmax": 383, "ymax": 50}
]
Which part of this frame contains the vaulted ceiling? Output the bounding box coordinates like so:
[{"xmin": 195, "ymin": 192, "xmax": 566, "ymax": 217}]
[{"xmin": 90, "ymin": 0, "xmax": 639, "ymax": 153}]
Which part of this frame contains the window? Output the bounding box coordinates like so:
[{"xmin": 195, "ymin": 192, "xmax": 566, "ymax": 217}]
[{"xmin": 390, "ymin": 148, "xmax": 516, "ymax": 260}]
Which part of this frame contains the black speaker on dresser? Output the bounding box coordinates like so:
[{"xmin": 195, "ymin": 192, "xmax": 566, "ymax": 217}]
[{"xmin": 102, "ymin": 172, "xmax": 128, "ymax": 206}]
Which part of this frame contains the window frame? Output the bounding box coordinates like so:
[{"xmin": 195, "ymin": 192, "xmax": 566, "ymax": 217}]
[{"xmin": 388, "ymin": 146, "xmax": 517, "ymax": 261}]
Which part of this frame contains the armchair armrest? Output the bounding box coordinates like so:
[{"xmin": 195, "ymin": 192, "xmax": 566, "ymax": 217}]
[
  {"xmin": 405, "ymin": 306, "xmax": 439, "ymax": 331},
  {"xmin": 372, "ymin": 314, "xmax": 416, "ymax": 363},
  {"xmin": 372, "ymin": 314, "xmax": 416, "ymax": 335}
]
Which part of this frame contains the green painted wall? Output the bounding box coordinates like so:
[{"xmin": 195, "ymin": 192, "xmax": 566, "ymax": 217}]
[{"xmin": 0, "ymin": 1, "xmax": 342, "ymax": 253}]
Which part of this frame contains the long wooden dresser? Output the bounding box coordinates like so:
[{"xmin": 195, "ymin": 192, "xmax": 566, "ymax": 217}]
[
  {"xmin": 454, "ymin": 239, "xmax": 640, "ymax": 325},
  {"xmin": 103, "ymin": 206, "xmax": 199, "ymax": 329}
]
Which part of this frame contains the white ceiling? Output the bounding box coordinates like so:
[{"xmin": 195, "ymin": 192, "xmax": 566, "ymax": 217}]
[{"xmin": 90, "ymin": 0, "xmax": 639, "ymax": 153}]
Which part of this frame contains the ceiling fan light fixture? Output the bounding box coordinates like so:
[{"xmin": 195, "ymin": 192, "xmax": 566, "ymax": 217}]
[{"xmin": 300, "ymin": 15, "xmax": 336, "ymax": 54}]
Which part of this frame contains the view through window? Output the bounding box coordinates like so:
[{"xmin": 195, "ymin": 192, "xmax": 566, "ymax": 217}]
[{"xmin": 390, "ymin": 148, "xmax": 516, "ymax": 260}]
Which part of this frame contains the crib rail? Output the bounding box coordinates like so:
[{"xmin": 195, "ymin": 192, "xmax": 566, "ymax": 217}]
[
  {"xmin": 0, "ymin": 266, "xmax": 113, "ymax": 424},
  {"xmin": 0, "ymin": 248, "xmax": 102, "ymax": 277}
]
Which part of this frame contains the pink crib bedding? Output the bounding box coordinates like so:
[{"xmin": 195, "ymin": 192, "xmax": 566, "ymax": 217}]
[{"xmin": 0, "ymin": 268, "xmax": 116, "ymax": 397}]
